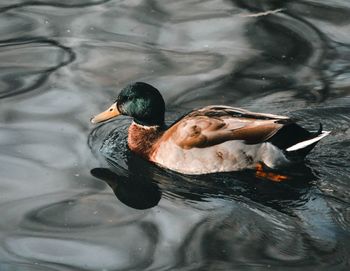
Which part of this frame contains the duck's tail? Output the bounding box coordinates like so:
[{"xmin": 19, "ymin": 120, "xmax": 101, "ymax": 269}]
[
  {"xmin": 269, "ymin": 123, "xmax": 330, "ymax": 159},
  {"xmin": 285, "ymin": 123, "xmax": 330, "ymax": 158}
]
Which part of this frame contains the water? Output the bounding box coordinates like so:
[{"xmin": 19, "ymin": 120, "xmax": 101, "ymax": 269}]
[{"xmin": 1, "ymin": 0, "xmax": 350, "ymax": 270}]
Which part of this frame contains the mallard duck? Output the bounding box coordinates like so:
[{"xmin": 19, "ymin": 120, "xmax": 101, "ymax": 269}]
[{"xmin": 91, "ymin": 82, "xmax": 330, "ymax": 175}]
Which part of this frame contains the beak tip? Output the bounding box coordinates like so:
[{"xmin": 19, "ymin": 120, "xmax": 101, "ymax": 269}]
[{"xmin": 90, "ymin": 117, "xmax": 97, "ymax": 124}]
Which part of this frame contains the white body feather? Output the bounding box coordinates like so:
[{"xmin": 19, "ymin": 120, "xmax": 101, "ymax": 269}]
[{"xmin": 151, "ymin": 140, "xmax": 289, "ymax": 175}]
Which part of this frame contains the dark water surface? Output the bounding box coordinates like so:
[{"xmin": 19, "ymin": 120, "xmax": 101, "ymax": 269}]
[{"xmin": 1, "ymin": 0, "xmax": 350, "ymax": 270}]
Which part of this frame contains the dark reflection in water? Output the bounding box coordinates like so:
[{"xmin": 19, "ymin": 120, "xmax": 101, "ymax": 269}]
[
  {"xmin": 1, "ymin": 0, "xmax": 350, "ymax": 270},
  {"xmin": 91, "ymin": 167, "xmax": 162, "ymax": 210},
  {"xmin": 91, "ymin": 159, "xmax": 316, "ymax": 214}
]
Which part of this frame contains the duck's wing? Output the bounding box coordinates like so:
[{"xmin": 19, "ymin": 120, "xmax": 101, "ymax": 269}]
[
  {"xmin": 164, "ymin": 106, "xmax": 292, "ymax": 149},
  {"xmin": 189, "ymin": 105, "xmax": 291, "ymax": 121}
]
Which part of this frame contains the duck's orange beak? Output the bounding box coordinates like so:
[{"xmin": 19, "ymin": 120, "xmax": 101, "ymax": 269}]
[{"xmin": 90, "ymin": 103, "xmax": 121, "ymax": 124}]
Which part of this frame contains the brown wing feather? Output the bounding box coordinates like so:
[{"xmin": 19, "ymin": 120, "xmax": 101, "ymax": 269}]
[
  {"xmin": 189, "ymin": 105, "xmax": 290, "ymax": 121},
  {"xmin": 162, "ymin": 106, "xmax": 289, "ymax": 149}
]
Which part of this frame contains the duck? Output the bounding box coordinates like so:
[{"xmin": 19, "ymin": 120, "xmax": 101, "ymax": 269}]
[{"xmin": 91, "ymin": 82, "xmax": 330, "ymax": 175}]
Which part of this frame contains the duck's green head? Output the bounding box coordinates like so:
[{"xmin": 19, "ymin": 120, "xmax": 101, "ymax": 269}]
[{"xmin": 91, "ymin": 82, "xmax": 165, "ymax": 126}]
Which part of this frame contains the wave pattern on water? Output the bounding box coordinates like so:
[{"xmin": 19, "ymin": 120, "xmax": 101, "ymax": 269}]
[
  {"xmin": 0, "ymin": 0, "xmax": 350, "ymax": 270},
  {"xmin": 0, "ymin": 0, "xmax": 113, "ymax": 13},
  {"xmin": 0, "ymin": 38, "xmax": 75, "ymax": 98}
]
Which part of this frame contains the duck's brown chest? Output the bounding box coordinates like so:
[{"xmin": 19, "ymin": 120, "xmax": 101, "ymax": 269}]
[{"xmin": 127, "ymin": 123, "xmax": 163, "ymax": 159}]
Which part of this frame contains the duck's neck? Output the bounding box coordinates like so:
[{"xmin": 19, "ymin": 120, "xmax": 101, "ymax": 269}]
[{"xmin": 128, "ymin": 121, "xmax": 165, "ymax": 159}]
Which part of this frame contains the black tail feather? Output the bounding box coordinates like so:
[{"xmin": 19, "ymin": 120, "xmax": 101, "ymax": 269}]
[
  {"xmin": 268, "ymin": 123, "xmax": 311, "ymax": 150},
  {"xmin": 269, "ymin": 122, "xmax": 325, "ymax": 159}
]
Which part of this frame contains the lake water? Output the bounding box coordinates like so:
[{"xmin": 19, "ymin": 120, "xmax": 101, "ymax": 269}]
[{"xmin": 1, "ymin": 0, "xmax": 350, "ymax": 270}]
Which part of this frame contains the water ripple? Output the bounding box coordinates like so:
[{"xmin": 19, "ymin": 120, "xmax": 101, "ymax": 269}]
[
  {"xmin": 1, "ymin": 0, "xmax": 350, "ymax": 269},
  {"xmin": 4, "ymin": 235, "xmax": 140, "ymax": 270},
  {"xmin": 0, "ymin": 37, "xmax": 75, "ymax": 99},
  {"xmin": 0, "ymin": 0, "xmax": 113, "ymax": 13}
]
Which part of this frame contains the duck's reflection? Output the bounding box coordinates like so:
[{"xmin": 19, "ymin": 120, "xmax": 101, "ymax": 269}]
[
  {"xmin": 91, "ymin": 150, "xmax": 316, "ymax": 214},
  {"xmin": 91, "ymin": 167, "xmax": 161, "ymax": 210}
]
